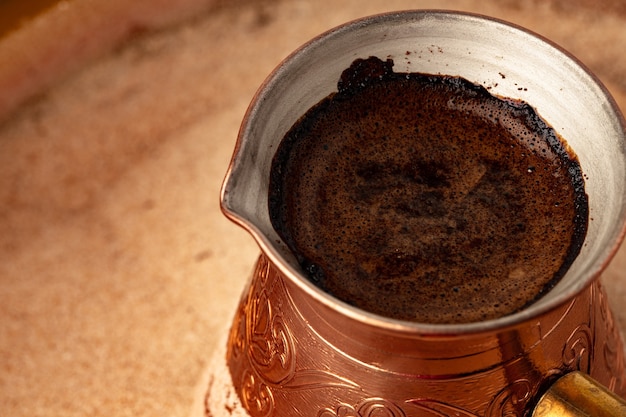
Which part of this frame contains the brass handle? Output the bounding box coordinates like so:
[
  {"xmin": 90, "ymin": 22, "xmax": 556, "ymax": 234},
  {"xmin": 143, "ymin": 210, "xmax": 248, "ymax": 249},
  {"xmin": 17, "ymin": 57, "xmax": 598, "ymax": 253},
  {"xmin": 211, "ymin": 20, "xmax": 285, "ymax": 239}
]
[{"xmin": 533, "ymin": 371, "xmax": 626, "ymax": 416}]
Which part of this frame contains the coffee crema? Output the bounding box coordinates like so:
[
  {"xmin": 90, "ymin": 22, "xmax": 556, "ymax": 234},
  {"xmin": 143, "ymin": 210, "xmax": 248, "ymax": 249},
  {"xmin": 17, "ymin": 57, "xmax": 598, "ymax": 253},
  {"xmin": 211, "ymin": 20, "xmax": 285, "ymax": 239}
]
[{"xmin": 269, "ymin": 56, "xmax": 588, "ymax": 324}]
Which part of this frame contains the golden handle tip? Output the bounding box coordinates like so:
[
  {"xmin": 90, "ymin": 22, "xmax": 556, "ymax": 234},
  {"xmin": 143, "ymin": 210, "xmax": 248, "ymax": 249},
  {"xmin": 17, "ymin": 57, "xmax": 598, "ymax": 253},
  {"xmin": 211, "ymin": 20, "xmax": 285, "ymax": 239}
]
[{"xmin": 533, "ymin": 371, "xmax": 626, "ymax": 417}]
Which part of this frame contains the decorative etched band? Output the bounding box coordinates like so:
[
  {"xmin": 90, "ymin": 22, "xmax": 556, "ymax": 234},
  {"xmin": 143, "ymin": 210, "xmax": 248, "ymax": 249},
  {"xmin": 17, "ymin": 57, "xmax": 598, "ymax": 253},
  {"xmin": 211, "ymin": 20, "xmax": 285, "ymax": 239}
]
[{"xmin": 217, "ymin": 255, "xmax": 626, "ymax": 417}]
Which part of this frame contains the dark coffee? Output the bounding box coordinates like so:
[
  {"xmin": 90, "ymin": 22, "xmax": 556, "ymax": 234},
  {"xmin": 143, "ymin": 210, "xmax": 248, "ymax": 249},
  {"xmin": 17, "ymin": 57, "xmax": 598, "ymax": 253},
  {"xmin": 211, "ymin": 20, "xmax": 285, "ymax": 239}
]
[{"xmin": 269, "ymin": 57, "xmax": 588, "ymax": 324}]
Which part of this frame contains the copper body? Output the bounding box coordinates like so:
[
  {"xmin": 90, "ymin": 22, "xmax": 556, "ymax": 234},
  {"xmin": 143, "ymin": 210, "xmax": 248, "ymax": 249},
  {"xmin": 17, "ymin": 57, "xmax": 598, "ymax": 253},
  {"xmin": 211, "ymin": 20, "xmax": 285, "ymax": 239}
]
[
  {"xmin": 221, "ymin": 255, "xmax": 625, "ymax": 417},
  {"xmin": 212, "ymin": 10, "xmax": 626, "ymax": 417}
]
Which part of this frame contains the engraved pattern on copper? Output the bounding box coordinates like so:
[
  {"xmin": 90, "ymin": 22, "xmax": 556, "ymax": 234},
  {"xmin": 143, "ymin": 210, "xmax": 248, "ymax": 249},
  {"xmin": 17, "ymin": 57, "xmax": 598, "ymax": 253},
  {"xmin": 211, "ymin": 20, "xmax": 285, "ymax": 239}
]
[
  {"xmin": 596, "ymin": 281, "xmax": 625, "ymax": 393},
  {"xmin": 241, "ymin": 370, "xmax": 274, "ymax": 417},
  {"xmin": 562, "ymin": 324, "xmax": 593, "ymax": 373},
  {"xmin": 318, "ymin": 398, "xmax": 407, "ymax": 417},
  {"xmin": 223, "ymin": 256, "xmax": 626, "ymax": 417},
  {"xmin": 247, "ymin": 286, "xmax": 295, "ymax": 384},
  {"xmin": 485, "ymin": 379, "xmax": 533, "ymax": 417},
  {"xmin": 561, "ymin": 283, "xmax": 594, "ymax": 374},
  {"xmin": 407, "ymin": 379, "xmax": 533, "ymax": 417},
  {"xmin": 227, "ymin": 256, "xmax": 296, "ymax": 389},
  {"xmin": 407, "ymin": 399, "xmax": 479, "ymax": 416},
  {"xmin": 227, "ymin": 256, "xmax": 360, "ymax": 417}
]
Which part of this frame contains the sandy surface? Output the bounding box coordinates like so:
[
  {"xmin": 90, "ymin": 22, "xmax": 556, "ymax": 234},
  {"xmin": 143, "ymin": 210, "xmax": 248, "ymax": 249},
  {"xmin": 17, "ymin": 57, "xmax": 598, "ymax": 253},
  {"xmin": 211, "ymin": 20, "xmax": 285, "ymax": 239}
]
[{"xmin": 0, "ymin": 1, "xmax": 625, "ymax": 416}]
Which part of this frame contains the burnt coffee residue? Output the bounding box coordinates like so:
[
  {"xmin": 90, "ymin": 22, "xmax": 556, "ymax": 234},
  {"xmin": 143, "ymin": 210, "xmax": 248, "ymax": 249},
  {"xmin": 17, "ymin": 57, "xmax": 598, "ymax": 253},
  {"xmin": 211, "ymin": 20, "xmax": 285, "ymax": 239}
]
[{"xmin": 269, "ymin": 56, "xmax": 588, "ymax": 324}]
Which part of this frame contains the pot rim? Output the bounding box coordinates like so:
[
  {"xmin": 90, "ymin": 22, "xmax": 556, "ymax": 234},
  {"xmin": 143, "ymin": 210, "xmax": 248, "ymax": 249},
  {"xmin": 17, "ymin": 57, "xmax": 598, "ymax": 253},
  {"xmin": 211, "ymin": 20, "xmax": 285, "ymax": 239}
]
[{"xmin": 220, "ymin": 9, "xmax": 626, "ymax": 336}]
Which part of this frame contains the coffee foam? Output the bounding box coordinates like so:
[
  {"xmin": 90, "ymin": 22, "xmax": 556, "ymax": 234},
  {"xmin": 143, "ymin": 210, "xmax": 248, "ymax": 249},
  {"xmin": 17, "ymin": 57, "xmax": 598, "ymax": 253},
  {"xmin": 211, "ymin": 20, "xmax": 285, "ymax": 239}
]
[{"xmin": 269, "ymin": 57, "xmax": 587, "ymax": 324}]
